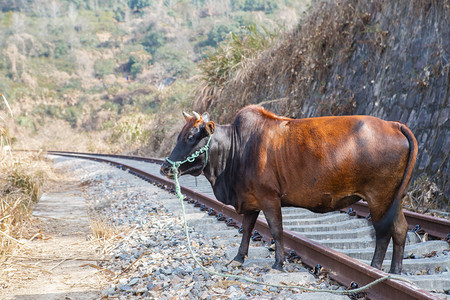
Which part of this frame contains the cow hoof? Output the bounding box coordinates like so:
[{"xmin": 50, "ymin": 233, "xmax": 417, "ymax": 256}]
[
  {"xmin": 228, "ymin": 260, "xmax": 243, "ymax": 268},
  {"xmin": 271, "ymin": 263, "xmax": 284, "ymax": 272},
  {"xmin": 388, "ymin": 268, "xmax": 401, "ymax": 274}
]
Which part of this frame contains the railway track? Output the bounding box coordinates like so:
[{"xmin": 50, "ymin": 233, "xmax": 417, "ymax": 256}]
[{"xmin": 47, "ymin": 151, "xmax": 450, "ymax": 300}]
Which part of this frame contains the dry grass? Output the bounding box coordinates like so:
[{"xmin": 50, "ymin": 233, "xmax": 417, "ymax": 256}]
[
  {"xmin": 1, "ymin": 93, "xmax": 13, "ymax": 161},
  {"xmin": 87, "ymin": 213, "xmax": 126, "ymax": 255},
  {"xmin": 0, "ymin": 148, "xmax": 63, "ymax": 265},
  {"xmin": 192, "ymin": 0, "xmax": 449, "ymax": 210},
  {"xmin": 405, "ymin": 175, "xmax": 447, "ymax": 214},
  {"xmin": 195, "ymin": 24, "xmax": 281, "ymax": 113},
  {"xmin": 194, "ymin": 0, "xmax": 374, "ymax": 121},
  {"xmin": 89, "ymin": 215, "xmax": 120, "ymax": 242},
  {"xmin": 0, "ymin": 152, "xmax": 52, "ymax": 262}
]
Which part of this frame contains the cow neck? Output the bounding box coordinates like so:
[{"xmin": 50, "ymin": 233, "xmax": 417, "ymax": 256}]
[{"xmin": 202, "ymin": 124, "xmax": 235, "ymax": 188}]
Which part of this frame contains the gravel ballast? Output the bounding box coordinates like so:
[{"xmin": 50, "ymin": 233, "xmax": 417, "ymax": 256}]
[{"xmin": 52, "ymin": 156, "xmax": 351, "ymax": 299}]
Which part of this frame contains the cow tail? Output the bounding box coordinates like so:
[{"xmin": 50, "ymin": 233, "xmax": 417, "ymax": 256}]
[{"xmin": 373, "ymin": 124, "xmax": 418, "ymax": 236}]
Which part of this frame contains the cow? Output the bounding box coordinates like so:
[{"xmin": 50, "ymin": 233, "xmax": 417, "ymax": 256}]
[{"xmin": 160, "ymin": 105, "xmax": 418, "ymax": 274}]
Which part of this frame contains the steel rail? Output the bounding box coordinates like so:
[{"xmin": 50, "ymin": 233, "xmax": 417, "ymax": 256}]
[
  {"xmin": 341, "ymin": 201, "xmax": 449, "ymax": 240},
  {"xmin": 47, "ymin": 151, "xmax": 441, "ymax": 300},
  {"xmin": 47, "ymin": 150, "xmax": 449, "ymax": 240}
]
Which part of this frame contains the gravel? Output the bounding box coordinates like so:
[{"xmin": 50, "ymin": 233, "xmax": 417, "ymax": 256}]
[{"xmin": 52, "ymin": 156, "xmax": 351, "ymax": 299}]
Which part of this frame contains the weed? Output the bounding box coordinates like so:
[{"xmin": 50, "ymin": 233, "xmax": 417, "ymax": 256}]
[
  {"xmin": 196, "ymin": 24, "xmax": 280, "ymax": 109},
  {"xmin": 0, "ymin": 153, "xmax": 47, "ymax": 262},
  {"xmin": 94, "ymin": 58, "xmax": 116, "ymax": 78},
  {"xmin": 89, "ymin": 215, "xmax": 120, "ymax": 241},
  {"xmin": 405, "ymin": 175, "xmax": 445, "ymax": 213},
  {"xmin": 1, "ymin": 93, "xmax": 13, "ymax": 161},
  {"xmin": 108, "ymin": 114, "xmax": 152, "ymax": 148}
]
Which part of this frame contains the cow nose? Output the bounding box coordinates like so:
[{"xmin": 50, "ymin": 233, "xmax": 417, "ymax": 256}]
[{"xmin": 160, "ymin": 162, "xmax": 173, "ymax": 178}]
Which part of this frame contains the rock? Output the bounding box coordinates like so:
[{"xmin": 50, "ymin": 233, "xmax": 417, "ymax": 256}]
[
  {"xmin": 119, "ymin": 253, "xmax": 130, "ymax": 260},
  {"xmin": 129, "ymin": 277, "xmax": 139, "ymax": 286},
  {"xmin": 262, "ymin": 272, "xmax": 315, "ymax": 286},
  {"xmin": 117, "ymin": 284, "xmax": 132, "ymax": 292},
  {"xmin": 56, "ymin": 158, "xmax": 349, "ymax": 300},
  {"xmin": 297, "ymin": 292, "xmax": 350, "ymax": 300},
  {"xmin": 185, "ymin": 265, "xmax": 194, "ymax": 273},
  {"xmin": 200, "ymin": 291, "xmax": 209, "ymax": 299}
]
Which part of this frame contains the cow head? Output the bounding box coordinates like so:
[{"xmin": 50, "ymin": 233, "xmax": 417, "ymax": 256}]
[{"xmin": 160, "ymin": 111, "xmax": 215, "ymax": 179}]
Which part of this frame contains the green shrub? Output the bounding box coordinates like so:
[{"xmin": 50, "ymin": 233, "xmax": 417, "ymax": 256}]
[
  {"xmin": 80, "ymin": 33, "xmax": 99, "ymax": 48},
  {"xmin": 64, "ymin": 105, "xmax": 82, "ymax": 127},
  {"xmin": 101, "ymin": 101, "xmax": 122, "ymax": 114},
  {"xmin": 94, "ymin": 58, "xmax": 115, "ymax": 78},
  {"xmin": 164, "ymin": 81, "xmax": 195, "ymax": 107},
  {"xmin": 17, "ymin": 116, "xmax": 36, "ymax": 132},
  {"xmin": 109, "ymin": 114, "xmax": 151, "ymax": 146},
  {"xmin": 54, "ymin": 40, "xmax": 69, "ymax": 58},
  {"xmin": 101, "ymin": 120, "xmax": 115, "ymax": 130},
  {"xmin": 54, "ymin": 56, "xmax": 77, "ymax": 74},
  {"xmin": 128, "ymin": 0, "xmax": 151, "ymax": 11},
  {"xmin": 59, "ymin": 78, "xmax": 82, "ymax": 93},
  {"xmin": 232, "ymin": 0, "xmax": 279, "ymax": 13},
  {"xmin": 142, "ymin": 24, "xmax": 166, "ymax": 58},
  {"xmin": 205, "ymin": 23, "xmax": 241, "ymax": 48},
  {"xmin": 31, "ymin": 104, "xmax": 82, "ymax": 128},
  {"xmin": 153, "ymin": 45, "xmax": 195, "ymax": 78},
  {"xmin": 199, "ymin": 24, "xmax": 279, "ymax": 88},
  {"xmin": 125, "ymin": 52, "xmax": 150, "ymax": 77},
  {"xmin": 130, "ymin": 62, "xmax": 143, "ymax": 76}
]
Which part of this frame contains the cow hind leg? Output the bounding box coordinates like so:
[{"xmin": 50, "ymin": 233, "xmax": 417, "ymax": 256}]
[
  {"xmin": 371, "ymin": 223, "xmax": 392, "ymax": 270},
  {"xmin": 369, "ymin": 192, "xmax": 407, "ymax": 273},
  {"xmin": 389, "ymin": 209, "xmax": 408, "ymax": 274},
  {"xmin": 231, "ymin": 211, "xmax": 260, "ymax": 266}
]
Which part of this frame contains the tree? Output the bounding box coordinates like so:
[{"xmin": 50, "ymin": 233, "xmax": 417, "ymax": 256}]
[{"xmin": 128, "ymin": 0, "xmax": 151, "ymax": 11}]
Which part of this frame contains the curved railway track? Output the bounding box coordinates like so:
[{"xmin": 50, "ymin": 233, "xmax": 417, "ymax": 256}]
[{"xmin": 46, "ymin": 151, "xmax": 450, "ymax": 300}]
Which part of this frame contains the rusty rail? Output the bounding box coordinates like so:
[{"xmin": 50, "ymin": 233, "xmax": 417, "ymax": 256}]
[
  {"xmin": 342, "ymin": 201, "xmax": 449, "ymax": 240},
  {"xmin": 47, "ymin": 151, "xmax": 442, "ymax": 300},
  {"xmin": 47, "ymin": 151, "xmax": 449, "ymax": 240}
]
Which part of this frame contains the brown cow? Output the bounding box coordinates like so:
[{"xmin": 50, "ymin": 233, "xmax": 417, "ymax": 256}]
[{"xmin": 161, "ymin": 105, "xmax": 418, "ymax": 273}]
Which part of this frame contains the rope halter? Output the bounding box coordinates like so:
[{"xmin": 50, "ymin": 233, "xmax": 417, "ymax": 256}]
[{"xmin": 165, "ymin": 135, "xmax": 213, "ymax": 176}]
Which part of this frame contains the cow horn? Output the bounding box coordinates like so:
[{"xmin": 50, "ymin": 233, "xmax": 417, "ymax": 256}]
[
  {"xmin": 192, "ymin": 111, "xmax": 201, "ymax": 120},
  {"xmin": 183, "ymin": 111, "xmax": 191, "ymax": 121}
]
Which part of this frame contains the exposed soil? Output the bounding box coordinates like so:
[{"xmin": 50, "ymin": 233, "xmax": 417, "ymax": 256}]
[{"xmin": 0, "ymin": 179, "xmax": 107, "ymax": 300}]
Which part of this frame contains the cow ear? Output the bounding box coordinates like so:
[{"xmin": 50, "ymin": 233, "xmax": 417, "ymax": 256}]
[
  {"xmin": 183, "ymin": 111, "xmax": 191, "ymax": 121},
  {"xmin": 205, "ymin": 121, "xmax": 215, "ymax": 135},
  {"xmin": 202, "ymin": 112, "xmax": 210, "ymax": 123}
]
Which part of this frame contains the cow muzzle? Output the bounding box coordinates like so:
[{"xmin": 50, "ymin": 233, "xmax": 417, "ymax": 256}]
[{"xmin": 160, "ymin": 161, "xmax": 175, "ymax": 179}]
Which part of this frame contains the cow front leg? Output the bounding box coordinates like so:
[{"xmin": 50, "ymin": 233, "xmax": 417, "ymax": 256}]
[
  {"xmin": 231, "ymin": 211, "xmax": 260, "ymax": 266},
  {"xmin": 263, "ymin": 205, "xmax": 285, "ymax": 271}
]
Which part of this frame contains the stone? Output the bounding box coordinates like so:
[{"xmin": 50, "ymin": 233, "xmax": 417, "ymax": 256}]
[
  {"xmin": 129, "ymin": 277, "xmax": 139, "ymax": 286},
  {"xmin": 262, "ymin": 272, "xmax": 315, "ymax": 286},
  {"xmin": 117, "ymin": 284, "xmax": 132, "ymax": 292}
]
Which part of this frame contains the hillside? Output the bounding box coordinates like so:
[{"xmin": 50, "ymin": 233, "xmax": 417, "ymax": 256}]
[
  {"xmin": 0, "ymin": 0, "xmax": 309, "ymax": 153},
  {"xmin": 194, "ymin": 0, "xmax": 449, "ymax": 206},
  {"xmin": 1, "ymin": 0, "xmax": 447, "ymax": 206}
]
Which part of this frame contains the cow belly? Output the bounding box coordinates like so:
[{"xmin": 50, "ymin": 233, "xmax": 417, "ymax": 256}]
[{"xmin": 281, "ymin": 192, "xmax": 362, "ymax": 213}]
